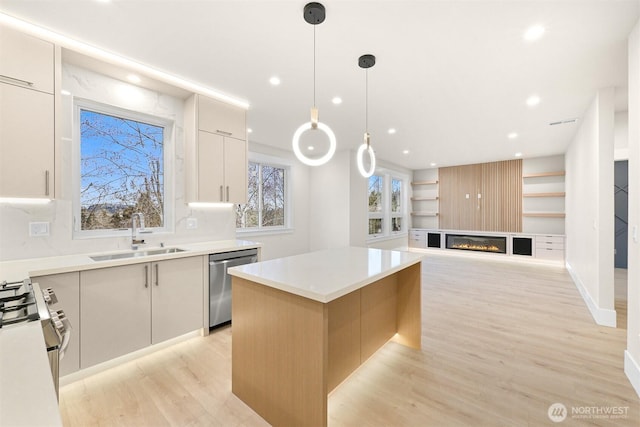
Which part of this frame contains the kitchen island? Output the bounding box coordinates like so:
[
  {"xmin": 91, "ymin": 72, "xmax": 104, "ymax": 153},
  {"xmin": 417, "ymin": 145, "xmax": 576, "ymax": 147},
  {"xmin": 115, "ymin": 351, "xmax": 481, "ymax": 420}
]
[{"xmin": 228, "ymin": 247, "xmax": 423, "ymax": 427}]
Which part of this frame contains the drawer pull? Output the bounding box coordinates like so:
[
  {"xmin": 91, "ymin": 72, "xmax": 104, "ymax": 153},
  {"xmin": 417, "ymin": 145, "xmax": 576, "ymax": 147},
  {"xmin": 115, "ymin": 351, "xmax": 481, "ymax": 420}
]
[
  {"xmin": 216, "ymin": 129, "xmax": 232, "ymax": 136},
  {"xmin": 144, "ymin": 265, "xmax": 149, "ymax": 288},
  {"xmin": 0, "ymin": 74, "xmax": 34, "ymax": 87},
  {"xmin": 45, "ymin": 170, "xmax": 50, "ymax": 196},
  {"xmin": 220, "ymin": 185, "xmax": 223, "ymax": 202}
]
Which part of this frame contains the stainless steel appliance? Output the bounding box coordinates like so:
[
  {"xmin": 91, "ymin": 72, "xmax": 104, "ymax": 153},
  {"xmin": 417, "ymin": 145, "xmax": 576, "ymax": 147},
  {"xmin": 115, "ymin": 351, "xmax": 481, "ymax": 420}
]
[
  {"xmin": 209, "ymin": 249, "xmax": 258, "ymax": 328},
  {"xmin": 0, "ymin": 279, "xmax": 71, "ymax": 398}
]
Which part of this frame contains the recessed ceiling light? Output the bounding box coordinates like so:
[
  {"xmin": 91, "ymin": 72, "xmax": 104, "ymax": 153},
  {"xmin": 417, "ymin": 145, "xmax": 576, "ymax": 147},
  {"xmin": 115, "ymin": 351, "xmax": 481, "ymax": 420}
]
[
  {"xmin": 388, "ymin": 128, "xmax": 396, "ymax": 134},
  {"xmin": 402, "ymin": 150, "xmax": 409, "ymax": 155},
  {"xmin": 247, "ymin": 128, "xmax": 253, "ymax": 134},
  {"xmin": 332, "ymin": 97, "xmax": 342, "ymax": 105},
  {"xmin": 508, "ymin": 132, "xmax": 518, "ymax": 139},
  {"xmin": 269, "ymin": 76, "xmax": 281, "ymax": 86},
  {"xmin": 127, "ymin": 74, "xmax": 141, "ymax": 84},
  {"xmin": 523, "ymin": 25, "xmax": 545, "ymax": 42},
  {"xmin": 430, "ymin": 162, "xmax": 437, "ymax": 167},
  {"xmin": 515, "ymin": 152, "xmax": 523, "ymax": 157},
  {"xmin": 61, "ymin": 89, "xmax": 71, "ymax": 96},
  {"xmin": 307, "ymin": 146, "xmax": 315, "ymax": 151},
  {"xmin": 526, "ymin": 95, "xmax": 540, "ymax": 107}
]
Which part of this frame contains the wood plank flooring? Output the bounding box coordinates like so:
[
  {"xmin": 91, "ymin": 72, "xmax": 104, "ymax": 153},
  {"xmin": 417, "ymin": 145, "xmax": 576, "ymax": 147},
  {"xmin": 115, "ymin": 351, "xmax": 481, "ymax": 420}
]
[
  {"xmin": 615, "ymin": 268, "xmax": 628, "ymax": 329},
  {"xmin": 59, "ymin": 254, "xmax": 639, "ymax": 426}
]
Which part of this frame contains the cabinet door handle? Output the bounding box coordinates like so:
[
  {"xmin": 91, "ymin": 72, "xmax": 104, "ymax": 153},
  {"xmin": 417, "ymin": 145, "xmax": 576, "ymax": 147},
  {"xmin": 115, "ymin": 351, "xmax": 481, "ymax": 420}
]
[
  {"xmin": 155, "ymin": 263, "xmax": 159, "ymax": 286},
  {"xmin": 144, "ymin": 265, "xmax": 149, "ymax": 288},
  {"xmin": 45, "ymin": 170, "xmax": 50, "ymax": 196},
  {"xmin": 226, "ymin": 186, "xmax": 230, "ymax": 202},
  {"xmin": 0, "ymin": 74, "xmax": 34, "ymax": 87},
  {"xmin": 219, "ymin": 185, "xmax": 224, "ymax": 202},
  {"xmin": 216, "ymin": 129, "xmax": 232, "ymax": 136}
]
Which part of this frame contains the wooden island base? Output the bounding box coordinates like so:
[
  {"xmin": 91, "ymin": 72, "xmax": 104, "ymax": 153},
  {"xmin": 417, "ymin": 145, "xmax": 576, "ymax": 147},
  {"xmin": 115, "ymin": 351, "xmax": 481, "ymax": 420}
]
[{"xmin": 231, "ymin": 262, "xmax": 421, "ymax": 427}]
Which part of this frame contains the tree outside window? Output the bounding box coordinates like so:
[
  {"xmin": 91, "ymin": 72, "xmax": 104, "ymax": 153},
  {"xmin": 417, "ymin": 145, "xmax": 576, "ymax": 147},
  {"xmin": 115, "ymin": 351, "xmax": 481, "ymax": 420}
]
[
  {"xmin": 391, "ymin": 178, "xmax": 403, "ymax": 232},
  {"xmin": 79, "ymin": 108, "xmax": 165, "ymax": 231},
  {"xmin": 368, "ymin": 175, "xmax": 384, "ymax": 235},
  {"xmin": 237, "ymin": 162, "xmax": 286, "ymax": 229}
]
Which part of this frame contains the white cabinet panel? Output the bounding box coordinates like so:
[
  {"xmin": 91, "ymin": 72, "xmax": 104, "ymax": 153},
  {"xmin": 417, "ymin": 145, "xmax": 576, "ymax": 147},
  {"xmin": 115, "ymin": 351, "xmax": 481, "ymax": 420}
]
[
  {"xmin": 151, "ymin": 257, "xmax": 203, "ymax": 344},
  {"xmin": 0, "ymin": 83, "xmax": 54, "ymax": 198},
  {"xmin": 198, "ymin": 95, "xmax": 246, "ymax": 139},
  {"xmin": 0, "ymin": 25, "xmax": 54, "ymax": 94},
  {"xmin": 80, "ymin": 264, "xmax": 151, "ymax": 368},
  {"xmin": 197, "ymin": 131, "xmax": 225, "ymax": 202},
  {"xmin": 224, "ymin": 137, "xmax": 247, "ymax": 204}
]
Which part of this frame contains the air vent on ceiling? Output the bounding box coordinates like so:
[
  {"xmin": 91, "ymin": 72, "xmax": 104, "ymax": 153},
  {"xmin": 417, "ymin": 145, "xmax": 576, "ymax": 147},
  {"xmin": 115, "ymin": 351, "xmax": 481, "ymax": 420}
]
[{"xmin": 549, "ymin": 118, "xmax": 578, "ymax": 126}]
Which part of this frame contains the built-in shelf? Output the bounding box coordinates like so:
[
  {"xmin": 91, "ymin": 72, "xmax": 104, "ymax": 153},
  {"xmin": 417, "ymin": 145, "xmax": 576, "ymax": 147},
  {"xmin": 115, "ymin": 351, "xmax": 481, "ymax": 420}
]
[
  {"xmin": 411, "ymin": 212, "xmax": 439, "ymax": 217},
  {"xmin": 411, "ymin": 180, "xmax": 438, "ymax": 185},
  {"xmin": 522, "ymin": 192, "xmax": 566, "ymax": 198},
  {"xmin": 522, "ymin": 212, "xmax": 566, "ymax": 218},
  {"xmin": 411, "ymin": 196, "xmax": 439, "ymax": 201},
  {"xmin": 522, "ymin": 171, "xmax": 565, "ymax": 178}
]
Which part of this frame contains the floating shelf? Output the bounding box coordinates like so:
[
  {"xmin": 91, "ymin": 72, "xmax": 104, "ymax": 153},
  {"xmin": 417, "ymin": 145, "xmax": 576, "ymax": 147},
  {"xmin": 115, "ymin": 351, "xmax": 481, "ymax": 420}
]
[
  {"xmin": 523, "ymin": 192, "xmax": 566, "ymax": 198},
  {"xmin": 411, "ymin": 196, "xmax": 439, "ymax": 201},
  {"xmin": 411, "ymin": 180, "xmax": 438, "ymax": 185},
  {"xmin": 522, "ymin": 171, "xmax": 565, "ymax": 178},
  {"xmin": 411, "ymin": 212, "xmax": 439, "ymax": 217},
  {"xmin": 522, "ymin": 212, "xmax": 566, "ymax": 218}
]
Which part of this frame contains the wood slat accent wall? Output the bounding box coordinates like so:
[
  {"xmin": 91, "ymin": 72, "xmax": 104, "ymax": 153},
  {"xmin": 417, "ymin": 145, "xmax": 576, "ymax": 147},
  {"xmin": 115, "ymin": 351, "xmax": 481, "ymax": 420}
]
[
  {"xmin": 439, "ymin": 159, "xmax": 522, "ymax": 232},
  {"xmin": 481, "ymin": 160, "xmax": 522, "ymax": 232}
]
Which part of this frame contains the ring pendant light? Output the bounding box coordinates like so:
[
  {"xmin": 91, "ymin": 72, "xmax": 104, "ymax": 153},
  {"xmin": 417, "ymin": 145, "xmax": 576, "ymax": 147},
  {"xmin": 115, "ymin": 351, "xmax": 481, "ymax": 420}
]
[
  {"xmin": 356, "ymin": 54, "xmax": 376, "ymax": 178},
  {"xmin": 292, "ymin": 2, "xmax": 336, "ymax": 167}
]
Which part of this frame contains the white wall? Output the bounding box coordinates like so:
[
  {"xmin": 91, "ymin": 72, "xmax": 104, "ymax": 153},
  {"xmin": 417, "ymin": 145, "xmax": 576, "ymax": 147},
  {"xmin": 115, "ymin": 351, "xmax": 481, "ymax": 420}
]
[
  {"xmin": 565, "ymin": 87, "xmax": 616, "ymax": 327},
  {"xmin": 615, "ymin": 110, "xmax": 629, "ymax": 160},
  {"xmin": 309, "ymin": 150, "xmax": 351, "ymax": 251},
  {"xmin": 239, "ymin": 142, "xmax": 310, "ymax": 261},
  {"xmin": 0, "ymin": 64, "xmax": 236, "ymax": 261},
  {"xmin": 625, "ymin": 17, "xmax": 640, "ymax": 398}
]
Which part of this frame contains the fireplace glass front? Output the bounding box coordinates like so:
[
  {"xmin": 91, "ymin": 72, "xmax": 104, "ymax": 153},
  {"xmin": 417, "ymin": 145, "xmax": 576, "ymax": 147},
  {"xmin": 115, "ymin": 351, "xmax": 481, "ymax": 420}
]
[{"xmin": 445, "ymin": 234, "xmax": 507, "ymax": 254}]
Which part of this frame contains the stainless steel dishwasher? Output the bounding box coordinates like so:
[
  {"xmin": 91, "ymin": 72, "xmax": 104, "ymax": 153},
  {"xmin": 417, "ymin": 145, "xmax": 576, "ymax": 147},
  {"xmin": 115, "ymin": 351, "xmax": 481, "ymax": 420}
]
[{"xmin": 209, "ymin": 249, "xmax": 258, "ymax": 328}]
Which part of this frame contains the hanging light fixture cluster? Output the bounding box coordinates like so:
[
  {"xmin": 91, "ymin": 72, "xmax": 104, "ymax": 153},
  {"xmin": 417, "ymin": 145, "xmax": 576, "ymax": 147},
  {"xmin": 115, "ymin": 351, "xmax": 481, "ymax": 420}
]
[{"xmin": 292, "ymin": 3, "xmax": 378, "ymax": 178}]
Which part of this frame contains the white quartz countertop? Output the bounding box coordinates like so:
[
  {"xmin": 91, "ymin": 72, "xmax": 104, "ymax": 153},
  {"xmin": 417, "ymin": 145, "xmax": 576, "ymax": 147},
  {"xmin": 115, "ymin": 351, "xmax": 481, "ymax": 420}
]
[
  {"xmin": 0, "ymin": 322, "xmax": 63, "ymax": 427},
  {"xmin": 0, "ymin": 239, "xmax": 261, "ymax": 281},
  {"xmin": 228, "ymin": 246, "xmax": 424, "ymax": 303}
]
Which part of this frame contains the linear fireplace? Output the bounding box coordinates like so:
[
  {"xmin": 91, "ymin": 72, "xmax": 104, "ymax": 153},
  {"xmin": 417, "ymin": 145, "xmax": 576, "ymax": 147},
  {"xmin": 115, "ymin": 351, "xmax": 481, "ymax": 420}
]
[{"xmin": 445, "ymin": 234, "xmax": 507, "ymax": 254}]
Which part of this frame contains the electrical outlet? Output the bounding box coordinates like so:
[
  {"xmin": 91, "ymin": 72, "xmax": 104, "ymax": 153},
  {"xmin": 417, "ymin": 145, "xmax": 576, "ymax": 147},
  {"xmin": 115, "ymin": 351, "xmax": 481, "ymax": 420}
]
[
  {"xmin": 29, "ymin": 222, "xmax": 50, "ymax": 237},
  {"xmin": 186, "ymin": 218, "xmax": 198, "ymax": 230}
]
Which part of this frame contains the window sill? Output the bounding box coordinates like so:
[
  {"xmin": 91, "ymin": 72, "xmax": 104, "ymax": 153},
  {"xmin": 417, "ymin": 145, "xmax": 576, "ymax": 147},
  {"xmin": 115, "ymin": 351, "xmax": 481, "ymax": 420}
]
[{"xmin": 236, "ymin": 227, "xmax": 295, "ymax": 237}]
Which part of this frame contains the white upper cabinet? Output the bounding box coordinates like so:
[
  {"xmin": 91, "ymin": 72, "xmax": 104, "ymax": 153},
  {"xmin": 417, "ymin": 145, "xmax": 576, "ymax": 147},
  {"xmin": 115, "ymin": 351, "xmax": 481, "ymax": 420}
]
[
  {"xmin": 0, "ymin": 25, "xmax": 55, "ymax": 94},
  {"xmin": 185, "ymin": 94, "xmax": 248, "ymax": 204},
  {"xmin": 198, "ymin": 95, "xmax": 246, "ymax": 140}
]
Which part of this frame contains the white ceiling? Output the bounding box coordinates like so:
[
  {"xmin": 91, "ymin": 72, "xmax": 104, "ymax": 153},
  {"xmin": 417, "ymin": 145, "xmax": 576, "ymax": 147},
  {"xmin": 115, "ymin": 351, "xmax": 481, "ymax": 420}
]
[{"xmin": 1, "ymin": 0, "xmax": 638, "ymax": 170}]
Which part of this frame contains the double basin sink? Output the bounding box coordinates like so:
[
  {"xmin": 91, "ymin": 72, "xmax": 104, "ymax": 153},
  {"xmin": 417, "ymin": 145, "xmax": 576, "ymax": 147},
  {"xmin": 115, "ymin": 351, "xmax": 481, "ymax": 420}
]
[{"xmin": 90, "ymin": 247, "xmax": 186, "ymax": 262}]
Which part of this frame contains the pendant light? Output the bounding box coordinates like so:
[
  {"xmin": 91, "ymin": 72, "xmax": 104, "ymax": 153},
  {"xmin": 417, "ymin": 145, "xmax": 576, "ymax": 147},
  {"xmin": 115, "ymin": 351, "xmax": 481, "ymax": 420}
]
[
  {"xmin": 292, "ymin": 2, "xmax": 336, "ymax": 167},
  {"xmin": 356, "ymin": 54, "xmax": 376, "ymax": 178}
]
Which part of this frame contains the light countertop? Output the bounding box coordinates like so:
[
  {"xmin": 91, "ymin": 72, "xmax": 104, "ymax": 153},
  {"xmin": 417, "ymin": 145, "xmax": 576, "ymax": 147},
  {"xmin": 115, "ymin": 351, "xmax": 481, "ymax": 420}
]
[
  {"xmin": 0, "ymin": 239, "xmax": 261, "ymax": 281},
  {"xmin": 0, "ymin": 322, "xmax": 63, "ymax": 427},
  {"xmin": 228, "ymin": 246, "xmax": 423, "ymax": 303}
]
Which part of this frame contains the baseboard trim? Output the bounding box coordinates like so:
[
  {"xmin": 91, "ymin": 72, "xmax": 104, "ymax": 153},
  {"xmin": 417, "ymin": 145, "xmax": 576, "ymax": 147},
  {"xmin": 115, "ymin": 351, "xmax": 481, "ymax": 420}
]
[
  {"xmin": 565, "ymin": 262, "xmax": 617, "ymax": 328},
  {"xmin": 625, "ymin": 350, "xmax": 640, "ymax": 398}
]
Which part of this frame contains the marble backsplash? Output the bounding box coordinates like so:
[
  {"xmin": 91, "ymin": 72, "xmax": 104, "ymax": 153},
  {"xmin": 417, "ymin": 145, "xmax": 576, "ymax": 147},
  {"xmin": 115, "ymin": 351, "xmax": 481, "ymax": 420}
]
[{"xmin": 0, "ymin": 63, "xmax": 236, "ymax": 262}]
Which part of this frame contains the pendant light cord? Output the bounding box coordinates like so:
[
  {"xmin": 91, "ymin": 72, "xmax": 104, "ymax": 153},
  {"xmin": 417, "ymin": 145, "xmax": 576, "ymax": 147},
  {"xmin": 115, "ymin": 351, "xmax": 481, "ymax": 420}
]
[
  {"xmin": 313, "ymin": 25, "xmax": 316, "ymax": 108},
  {"xmin": 365, "ymin": 68, "xmax": 369, "ymax": 133}
]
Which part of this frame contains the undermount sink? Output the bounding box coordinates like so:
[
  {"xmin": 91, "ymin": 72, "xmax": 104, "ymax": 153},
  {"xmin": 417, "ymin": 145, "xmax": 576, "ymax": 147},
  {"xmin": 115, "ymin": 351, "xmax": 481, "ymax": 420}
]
[{"xmin": 90, "ymin": 247, "xmax": 186, "ymax": 262}]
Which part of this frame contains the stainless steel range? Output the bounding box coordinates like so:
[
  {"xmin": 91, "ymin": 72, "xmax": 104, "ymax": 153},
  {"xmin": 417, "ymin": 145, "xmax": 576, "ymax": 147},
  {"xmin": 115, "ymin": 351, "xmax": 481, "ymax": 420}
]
[{"xmin": 0, "ymin": 279, "xmax": 71, "ymax": 398}]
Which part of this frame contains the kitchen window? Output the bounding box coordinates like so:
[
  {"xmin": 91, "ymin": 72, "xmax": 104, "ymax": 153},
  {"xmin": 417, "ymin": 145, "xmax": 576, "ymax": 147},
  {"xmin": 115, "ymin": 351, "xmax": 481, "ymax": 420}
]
[
  {"xmin": 368, "ymin": 169, "xmax": 408, "ymax": 239},
  {"xmin": 236, "ymin": 155, "xmax": 291, "ymax": 232},
  {"xmin": 73, "ymin": 99, "xmax": 173, "ymax": 236}
]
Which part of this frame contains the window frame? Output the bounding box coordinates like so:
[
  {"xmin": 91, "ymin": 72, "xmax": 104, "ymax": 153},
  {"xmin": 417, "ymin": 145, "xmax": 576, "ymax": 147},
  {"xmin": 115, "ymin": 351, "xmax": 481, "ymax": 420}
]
[
  {"xmin": 236, "ymin": 152, "xmax": 293, "ymax": 235},
  {"xmin": 367, "ymin": 167, "xmax": 409, "ymax": 242},
  {"xmin": 72, "ymin": 98, "xmax": 175, "ymax": 239}
]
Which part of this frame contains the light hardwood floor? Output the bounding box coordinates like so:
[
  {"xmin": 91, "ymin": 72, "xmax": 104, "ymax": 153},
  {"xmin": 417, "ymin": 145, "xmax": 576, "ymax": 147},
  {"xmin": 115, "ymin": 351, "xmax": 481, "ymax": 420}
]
[
  {"xmin": 615, "ymin": 268, "xmax": 628, "ymax": 330},
  {"xmin": 59, "ymin": 254, "xmax": 639, "ymax": 426}
]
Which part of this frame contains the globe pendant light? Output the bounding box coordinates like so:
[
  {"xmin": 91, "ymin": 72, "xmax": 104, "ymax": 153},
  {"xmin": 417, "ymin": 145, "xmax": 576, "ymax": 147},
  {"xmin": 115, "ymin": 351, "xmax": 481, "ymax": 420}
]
[
  {"xmin": 292, "ymin": 2, "xmax": 336, "ymax": 167},
  {"xmin": 356, "ymin": 54, "xmax": 376, "ymax": 178}
]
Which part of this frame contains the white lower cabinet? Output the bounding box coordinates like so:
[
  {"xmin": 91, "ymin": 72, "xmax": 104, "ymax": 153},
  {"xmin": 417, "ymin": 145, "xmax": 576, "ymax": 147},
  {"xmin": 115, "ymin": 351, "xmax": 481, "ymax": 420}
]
[
  {"xmin": 31, "ymin": 272, "xmax": 80, "ymax": 376},
  {"xmin": 151, "ymin": 256, "xmax": 203, "ymax": 344},
  {"xmin": 80, "ymin": 256, "xmax": 203, "ymax": 369}
]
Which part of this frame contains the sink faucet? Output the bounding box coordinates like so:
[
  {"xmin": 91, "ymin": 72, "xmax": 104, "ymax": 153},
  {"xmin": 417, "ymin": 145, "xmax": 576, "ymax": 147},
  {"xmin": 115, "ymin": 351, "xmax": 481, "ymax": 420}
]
[{"xmin": 131, "ymin": 212, "xmax": 146, "ymax": 250}]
